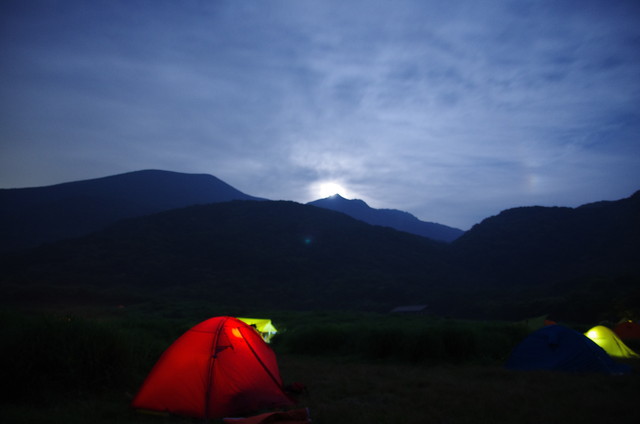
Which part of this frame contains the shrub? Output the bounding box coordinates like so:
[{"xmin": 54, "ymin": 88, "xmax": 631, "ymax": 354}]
[
  {"xmin": 280, "ymin": 324, "xmax": 351, "ymax": 356},
  {"xmin": 0, "ymin": 312, "xmax": 136, "ymax": 404},
  {"xmin": 274, "ymin": 316, "xmax": 528, "ymax": 365}
]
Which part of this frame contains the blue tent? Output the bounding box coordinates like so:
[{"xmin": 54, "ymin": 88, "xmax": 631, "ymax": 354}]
[{"xmin": 506, "ymin": 325, "xmax": 631, "ymax": 375}]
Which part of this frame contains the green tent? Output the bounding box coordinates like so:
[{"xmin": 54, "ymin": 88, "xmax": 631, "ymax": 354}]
[
  {"xmin": 584, "ymin": 325, "xmax": 639, "ymax": 359},
  {"xmin": 237, "ymin": 318, "xmax": 278, "ymax": 343}
]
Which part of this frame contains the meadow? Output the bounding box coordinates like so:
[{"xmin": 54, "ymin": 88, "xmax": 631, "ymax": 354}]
[{"xmin": 1, "ymin": 304, "xmax": 638, "ymax": 424}]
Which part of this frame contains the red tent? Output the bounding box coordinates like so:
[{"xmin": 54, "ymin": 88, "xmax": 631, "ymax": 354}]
[
  {"xmin": 614, "ymin": 321, "xmax": 640, "ymax": 340},
  {"xmin": 131, "ymin": 316, "xmax": 295, "ymax": 419}
]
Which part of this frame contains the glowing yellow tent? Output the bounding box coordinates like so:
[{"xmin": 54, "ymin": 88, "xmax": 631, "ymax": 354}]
[
  {"xmin": 584, "ymin": 326, "xmax": 639, "ymax": 359},
  {"xmin": 237, "ymin": 318, "xmax": 278, "ymax": 343}
]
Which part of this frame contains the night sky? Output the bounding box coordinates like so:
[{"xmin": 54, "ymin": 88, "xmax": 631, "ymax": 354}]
[{"xmin": 1, "ymin": 0, "xmax": 639, "ymax": 229}]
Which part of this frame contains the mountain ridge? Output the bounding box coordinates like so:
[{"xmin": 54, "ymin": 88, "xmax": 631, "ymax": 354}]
[
  {"xmin": 0, "ymin": 200, "xmax": 454, "ymax": 312},
  {"xmin": 452, "ymin": 189, "xmax": 640, "ymax": 286},
  {"xmin": 1, "ymin": 169, "xmax": 638, "ymax": 320},
  {"xmin": 0, "ymin": 170, "xmax": 463, "ymax": 251},
  {"xmin": 1, "ymin": 189, "xmax": 638, "ymax": 320},
  {"xmin": 307, "ymin": 194, "xmax": 464, "ymax": 242},
  {"xmin": 0, "ymin": 169, "xmax": 263, "ymax": 252}
]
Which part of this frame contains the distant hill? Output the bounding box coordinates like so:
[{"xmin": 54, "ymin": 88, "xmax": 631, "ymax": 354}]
[
  {"xmin": 452, "ymin": 190, "xmax": 640, "ymax": 285},
  {"xmin": 1, "ymin": 169, "xmax": 638, "ymax": 321},
  {"xmin": 308, "ymin": 194, "xmax": 464, "ymax": 242},
  {"xmin": 0, "ymin": 170, "xmax": 262, "ymax": 252},
  {"xmin": 448, "ymin": 190, "xmax": 640, "ymax": 319},
  {"xmin": 2, "ymin": 191, "xmax": 639, "ymax": 320},
  {"xmin": 0, "ymin": 201, "xmax": 453, "ymax": 311}
]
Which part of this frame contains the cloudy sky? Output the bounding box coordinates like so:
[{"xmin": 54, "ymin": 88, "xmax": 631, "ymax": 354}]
[{"xmin": 1, "ymin": 0, "xmax": 639, "ymax": 229}]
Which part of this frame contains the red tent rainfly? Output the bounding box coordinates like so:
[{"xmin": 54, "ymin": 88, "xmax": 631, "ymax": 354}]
[
  {"xmin": 614, "ymin": 321, "xmax": 640, "ymax": 340},
  {"xmin": 132, "ymin": 316, "xmax": 295, "ymax": 419}
]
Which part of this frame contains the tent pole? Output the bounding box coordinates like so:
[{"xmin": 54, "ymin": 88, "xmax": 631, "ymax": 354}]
[
  {"xmin": 204, "ymin": 317, "xmax": 229, "ymax": 422},
  {"xmin": 239, "ymin": 326, "xmax": 295, "ymax": 403}
]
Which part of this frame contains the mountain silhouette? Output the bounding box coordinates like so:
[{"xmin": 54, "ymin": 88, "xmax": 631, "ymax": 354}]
[
  {"xmin": 307, "ymin": 194, "xmax": 464, "ymax": 242},
  {"xmin": 453, "ymin": 190, "xmax": 640, "ymax": 285},
  {"xmin": 0, "ymin": 170, "xmax": 262, "ymax": 252},
  {"xmin": 1, "ymin": 170, "xmax": 638, "ymax": 321},
  {"xmin": 445, "ymin": 190, "xmax": 640, "ymax": 318},
  {"xmin": 1, "ymin": 200, "xmax": 453, "ymax": 311},
  {"xmin": 2, "ymin": 190, "xmax": 639, "ymax": 320}
]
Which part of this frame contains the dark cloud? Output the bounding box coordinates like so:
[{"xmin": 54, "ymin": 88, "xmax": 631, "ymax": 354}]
[{"xmin": 1, "ymin": 0, "xmax": 639, "ymax": 229}]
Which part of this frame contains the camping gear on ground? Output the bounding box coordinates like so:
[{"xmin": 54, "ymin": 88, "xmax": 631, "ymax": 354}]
[
  {"xmin": 614, "ymin": 321, "xmax": 640, "ymax": 340},
  {"xmin": 238, "ymin": 317, "xmax": 279, "ymax": 343},
  {"xmin": 520, "ymin": 314, "xmax": 557, "ymax": 331},
  {"xmin": 584, "ymin": 325, "xmax": 639, "ymax": 358},
  {"xmin": 223, "ymin": 407, "xmax": 311, "ymax": 424},
  {"xmin": 131, "ymin": 316, "xmax": 295, "ymax": 419},
  {"xmin": 505, "ymin": 324, "xmax": 631, "ymax": 375}
]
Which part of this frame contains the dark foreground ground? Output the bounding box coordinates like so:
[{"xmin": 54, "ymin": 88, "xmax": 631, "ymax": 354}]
[
  {"xmin": 1, "ymin": 305, "xmax": 638, "ymax": 424},
  {"xmin": 280, "ymin": 355, "xmax": 640, "ymax": 424},
  {"xmin": 3, "ymin": 354, "xmax": 638, "ymax": 424}
]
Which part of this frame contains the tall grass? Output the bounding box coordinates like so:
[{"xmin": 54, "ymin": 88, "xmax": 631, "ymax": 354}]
[
  {"xmin": 1, "ymin": 307, "xmax": 637, "ymax": 424},
  {"xmin": 274, "ymin": 317, "xmax": 529, "ymax": 364},
  {"xmin": 277, "ymin": 355, "xmax": 640, "ymax": 424},
  {"xmin": 0, "ymin": 310, "xmax": 190, "ymax": 406}
]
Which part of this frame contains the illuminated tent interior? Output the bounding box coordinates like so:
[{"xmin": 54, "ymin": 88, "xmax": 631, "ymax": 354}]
[
  {"xmin": 505, "ymin": 325, "xmax": 631, "ymax": 375},
  {"xmin": 238, "ymin": 317, "xmax": 279, "ymax": 343},
  {"xmin": 131, "ymin": 316, "xmax": 294, "ymax": 419},
  {"xmin": 614, "ymin": 321, "xmax": 640, "ymax": 341},
  {"xmin": 584, "ymin": 325, "xmax": 639, "ymax": 359}
]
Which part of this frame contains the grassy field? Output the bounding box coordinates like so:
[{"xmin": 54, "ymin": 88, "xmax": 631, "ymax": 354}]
[
  {"xmin": 279, "ymin": 355, "xmax": 640, "ymax": 424},
  {"xmin": 1, "ymin": 305, "xmax": 638, "ymax": 424}
]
